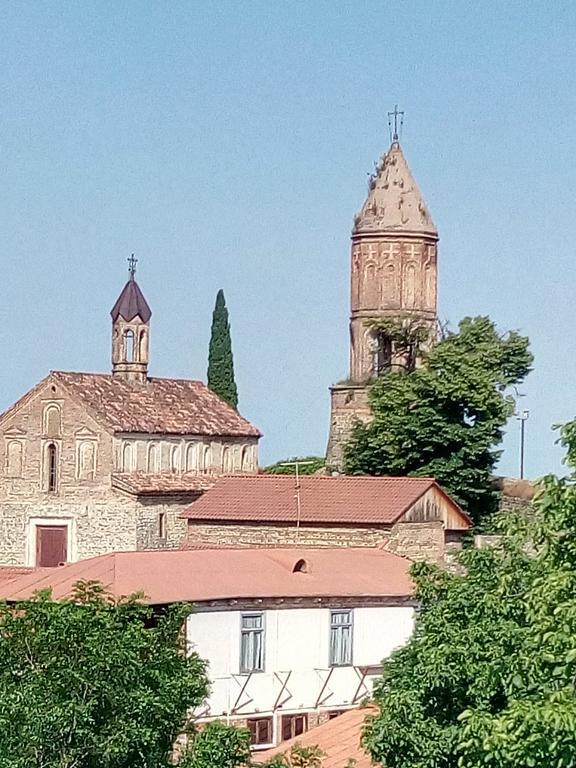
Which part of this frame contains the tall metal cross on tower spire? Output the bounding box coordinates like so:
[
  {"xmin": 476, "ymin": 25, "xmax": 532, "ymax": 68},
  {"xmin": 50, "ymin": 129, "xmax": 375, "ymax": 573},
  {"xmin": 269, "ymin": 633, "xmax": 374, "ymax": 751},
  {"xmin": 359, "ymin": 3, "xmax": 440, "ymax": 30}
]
[
  {"xmin": 388, "ymin": 104, "xmax": 405, "ymax": 142},
  {"xmin": 127, "ymin": 253, "xmax": 138, "ymax": 279}
]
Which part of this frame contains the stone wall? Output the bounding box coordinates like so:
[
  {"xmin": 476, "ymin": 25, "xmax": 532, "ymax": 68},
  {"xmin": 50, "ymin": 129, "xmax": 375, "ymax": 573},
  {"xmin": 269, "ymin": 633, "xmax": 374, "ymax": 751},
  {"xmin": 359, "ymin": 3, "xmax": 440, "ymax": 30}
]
[
  {"xmin": 185, "ymin": 519, "xmax": 448, "ymax": 563},
  {"xmin": 136, "ymin": 497, "xmax": 191, "ymax": 550},
  {"xmin": 325, "ymin": 384, "xmax": 371, "ymax": 469}
]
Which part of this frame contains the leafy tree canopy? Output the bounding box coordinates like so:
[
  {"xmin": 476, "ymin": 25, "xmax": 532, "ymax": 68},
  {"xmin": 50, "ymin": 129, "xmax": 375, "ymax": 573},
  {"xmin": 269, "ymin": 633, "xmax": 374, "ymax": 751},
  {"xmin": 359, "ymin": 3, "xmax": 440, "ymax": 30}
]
[
  {"xmin": 264, "ymin": 456, "xmax": 325, "ymax": 475},
  {"xmin": 0, "ymin": 581, "xmax": 208, "ymax": 768},
  {"xmin": 179, "ymin": 721, "xmax": 251, "ymax": 768},
  {"xmin": 207, "ymin": 289, "xmax": 238, "ymax": 410},
  {"xmin": 344, "ymin": 316, "xmax": 532, "ymax": 523},
  {"xmin": 364, "ymin": 420, "xmax": 576, "ymax": 768}
]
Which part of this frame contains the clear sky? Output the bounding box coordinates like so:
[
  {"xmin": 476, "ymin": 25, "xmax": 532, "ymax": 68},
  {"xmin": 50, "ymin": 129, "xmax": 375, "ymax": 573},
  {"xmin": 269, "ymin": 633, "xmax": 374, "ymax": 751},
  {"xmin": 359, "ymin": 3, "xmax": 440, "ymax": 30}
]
[{"xmin": 0, "ymin": 0, "xmax": 574, "ymax": 478}]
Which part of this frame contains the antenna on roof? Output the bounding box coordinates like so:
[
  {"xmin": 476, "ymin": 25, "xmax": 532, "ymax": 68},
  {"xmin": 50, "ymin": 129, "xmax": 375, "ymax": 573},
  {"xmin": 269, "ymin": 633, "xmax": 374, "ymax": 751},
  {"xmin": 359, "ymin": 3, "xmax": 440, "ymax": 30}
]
[{"xmin": 277, "ymin": 460, "xmax": 318, "ymax": 540}]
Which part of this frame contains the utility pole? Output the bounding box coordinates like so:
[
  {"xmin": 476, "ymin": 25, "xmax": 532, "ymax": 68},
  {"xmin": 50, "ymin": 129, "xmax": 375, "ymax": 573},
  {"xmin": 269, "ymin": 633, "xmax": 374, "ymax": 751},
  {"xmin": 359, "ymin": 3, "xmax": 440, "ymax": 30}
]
[{"xmin": 517, "ymin": 409, "xmax": 529, "ymax": 479}]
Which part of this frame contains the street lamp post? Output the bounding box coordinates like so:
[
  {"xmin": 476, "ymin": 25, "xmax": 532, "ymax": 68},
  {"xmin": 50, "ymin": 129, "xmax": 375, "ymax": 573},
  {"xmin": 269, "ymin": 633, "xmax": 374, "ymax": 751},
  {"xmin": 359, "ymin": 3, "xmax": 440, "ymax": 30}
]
[{"xmin": 517, "ymin": 409, "xmax": 529, "ymax": 479}]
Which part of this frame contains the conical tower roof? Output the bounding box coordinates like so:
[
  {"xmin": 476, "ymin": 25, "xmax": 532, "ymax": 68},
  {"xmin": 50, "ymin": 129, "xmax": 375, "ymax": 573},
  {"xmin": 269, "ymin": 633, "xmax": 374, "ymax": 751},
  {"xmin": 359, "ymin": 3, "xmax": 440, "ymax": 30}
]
[
  {"xmin": 110, "ymin": 275, "xmax": 152, "ymax": 322},
  {"xmin": 353, "ymin": 141, "xmax": 437, "ymax": 237}
]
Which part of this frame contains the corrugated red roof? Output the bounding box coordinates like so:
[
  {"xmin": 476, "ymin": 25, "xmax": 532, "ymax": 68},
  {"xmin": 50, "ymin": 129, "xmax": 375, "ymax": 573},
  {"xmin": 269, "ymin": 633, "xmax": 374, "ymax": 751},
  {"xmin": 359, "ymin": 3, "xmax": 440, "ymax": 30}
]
[
  {"xmin": 110, "ymin": 277, "xmax": 152, "ymax": 322},
  {"xmin": 0, "ymin": 566, "xmax": 34, "ymax": 584},
  {"xmin": 49, "ymin": 372, "xmax": 260, "ymax": 437},
  {"xmin": 0, "ymin": 547, "xmax": 413, "ymax": 605},
  {"xmin": 112, "ymin": 472, "xmax": 218, "ymax": 495},
  {"xmin": 180, "ymin": 474, "xmax": 467, "ymax": 525},
  {"xmin": 254, "ymin": 707, "xmax": 375, "ymax": 768}
]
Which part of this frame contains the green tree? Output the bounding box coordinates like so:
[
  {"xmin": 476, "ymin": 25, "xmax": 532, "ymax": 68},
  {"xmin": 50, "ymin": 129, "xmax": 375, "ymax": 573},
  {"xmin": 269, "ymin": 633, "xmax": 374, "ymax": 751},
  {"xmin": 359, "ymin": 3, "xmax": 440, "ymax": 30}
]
[
  {"xmin": 207, "ymin": 289, "xmax": 238, "ymax": 409},
  {"xmin": 363, "ymin": 420, "xmax": 576, "ymax": 768},
  {"xmin": 264, "ymin": 456, "xmax": 325, "ymax": 475},
  {"xmin": 0, "ymin": 581, "xmax": 208, "ymax": 768},
  {"xmin": 344, "ymin": 316, "xmax": 532, "ymax": 523},
  {"xmin": 178, "ymin": 721, "xmax": 251, "ymax": 768}
]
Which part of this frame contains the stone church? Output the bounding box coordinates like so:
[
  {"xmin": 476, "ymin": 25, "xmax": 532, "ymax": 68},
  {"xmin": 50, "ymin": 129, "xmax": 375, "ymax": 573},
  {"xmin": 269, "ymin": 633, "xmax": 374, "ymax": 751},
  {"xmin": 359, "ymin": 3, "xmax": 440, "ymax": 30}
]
[
  {"xmin": 0, "ymin": 264, "xmax": 260, "ymax": 567},
  {"xmin": 326, "ymin": 133, "xmax": 438, "ymax": 466}
]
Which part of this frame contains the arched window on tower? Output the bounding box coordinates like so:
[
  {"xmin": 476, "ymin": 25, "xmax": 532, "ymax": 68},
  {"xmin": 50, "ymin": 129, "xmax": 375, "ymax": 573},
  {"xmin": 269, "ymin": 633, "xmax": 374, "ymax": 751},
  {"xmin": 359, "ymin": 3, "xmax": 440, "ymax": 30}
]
[
  {"xmin": 371, "ymin": 331, "xmax": 392, "ymax": 378},
  {"xmin": 47, "ymin": 443, "xmax": 58, "ymax": 492},
  {"xmin": 139, "ymin": 330, "xmax": 147, "ymax": 362},
  {"xmin": 123, "ymin": 330, "xmax": 135, "ymax": 362}
]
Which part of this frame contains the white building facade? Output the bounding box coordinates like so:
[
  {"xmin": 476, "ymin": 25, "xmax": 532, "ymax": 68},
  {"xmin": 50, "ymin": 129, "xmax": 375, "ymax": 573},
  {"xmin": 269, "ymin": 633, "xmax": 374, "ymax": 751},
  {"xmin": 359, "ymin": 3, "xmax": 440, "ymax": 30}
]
[{"xmin": 187, "ymin": 601, "xmax": 414, "ymax": 749}]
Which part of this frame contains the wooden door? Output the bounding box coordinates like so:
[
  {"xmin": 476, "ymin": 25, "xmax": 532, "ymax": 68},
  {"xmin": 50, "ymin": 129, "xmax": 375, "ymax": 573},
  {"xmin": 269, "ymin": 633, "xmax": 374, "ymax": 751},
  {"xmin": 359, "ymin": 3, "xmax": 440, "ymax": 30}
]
[{"xmin": 36, "ymin": 526, "xmax": 67, "ymax": 567}]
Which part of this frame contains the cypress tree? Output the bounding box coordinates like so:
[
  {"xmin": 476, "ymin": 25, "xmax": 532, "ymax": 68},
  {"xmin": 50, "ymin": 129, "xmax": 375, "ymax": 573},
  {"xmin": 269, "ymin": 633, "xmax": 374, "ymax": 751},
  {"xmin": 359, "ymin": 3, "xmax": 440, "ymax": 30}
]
[{"xmin": 207, "ymin": 289, "xmax": 238, "ymax": 409}]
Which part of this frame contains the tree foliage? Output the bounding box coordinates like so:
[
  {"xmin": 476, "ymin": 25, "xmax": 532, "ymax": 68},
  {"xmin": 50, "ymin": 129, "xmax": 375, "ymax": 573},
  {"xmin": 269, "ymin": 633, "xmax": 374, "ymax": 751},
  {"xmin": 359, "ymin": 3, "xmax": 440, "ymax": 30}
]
[
  {"xmin": 178, "ymin": 721, "xmax": 251, "ymax": 768},
  {"xmin": 364, "ymin": 420, "xmax": 576, "ymax": 768},
  {"xmin": 344, "ymin": 316, "xmax": 532, "ymax": 523},
  {"xmin": 207, "ymin": 289, "xmax": 238, "ymax": 410},
  {"xmin": 264, "ymin": 456, "xmax": 325, "ymax": 475},
  {"xmin": 0, "ymin": 581, "xmax": 208, "ymax": 768}
]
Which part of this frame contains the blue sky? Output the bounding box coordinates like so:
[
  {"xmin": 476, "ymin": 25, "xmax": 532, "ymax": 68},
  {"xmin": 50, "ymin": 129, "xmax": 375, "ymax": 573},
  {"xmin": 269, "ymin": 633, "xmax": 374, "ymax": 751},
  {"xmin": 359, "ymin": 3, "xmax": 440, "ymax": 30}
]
[{"xmin": 0, "ymin": 0, "xmax": 574, "ymax": 477}]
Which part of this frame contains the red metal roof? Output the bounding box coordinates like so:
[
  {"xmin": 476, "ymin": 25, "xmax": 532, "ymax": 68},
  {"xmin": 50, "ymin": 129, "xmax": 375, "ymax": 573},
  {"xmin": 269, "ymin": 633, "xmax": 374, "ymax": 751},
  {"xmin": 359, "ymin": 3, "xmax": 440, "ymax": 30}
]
[
  {"xmin": 0, "ymin": 566, "xmax": 34, "ymax": 584},
  {"xmin": 49, "ymin": 372, "xmax": 260, "ymax": 437},
  {"xmin": 180, "ymin": 474, "xmax": 468, "ymax": 526},
  {"xmin": 0, "ymin": 547, "xmax": 413, "ymax": 605},
  {"xmin": 255, "ymin": 707, "xmax": 375, "ymax": 768}
]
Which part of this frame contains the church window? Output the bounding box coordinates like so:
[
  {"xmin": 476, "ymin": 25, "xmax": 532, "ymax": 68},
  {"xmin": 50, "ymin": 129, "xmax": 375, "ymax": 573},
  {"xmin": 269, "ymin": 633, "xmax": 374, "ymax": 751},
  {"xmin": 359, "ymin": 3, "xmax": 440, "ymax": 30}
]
[
  {"xmin": 77, "ymin": 441, "xmax": 96, "ymax": 480},
  {"xmin": 139, "ymin": 330, "xmax": 147, "ymax": 362},
  {"xmin": 372, "ymin": 331, "xmax": 392, "ymax": 377},
  {"xmin": 6, "ymin": 441, "xmax": 23, "ymax": 478},
  {"xmin": 43, "ymin": 404, "xmax": 61, "ymax": 438},
  {"xmin": 123, "ymin": 330, "xmax": 135, "ymax": 362},
  {"xmin": 158, "ymin": 512, "xmax": 166, "ymax": 539},
  {"xmin": 147, "ymin": 443, "xmax": 158, "ymax": 473},
  {"xmin": 122, "ymin": 442, "xmax": 133, "ymax": 472},
  {"xmin": 46, "ymin": 443, "xmax": 58, "ymax": 492}
]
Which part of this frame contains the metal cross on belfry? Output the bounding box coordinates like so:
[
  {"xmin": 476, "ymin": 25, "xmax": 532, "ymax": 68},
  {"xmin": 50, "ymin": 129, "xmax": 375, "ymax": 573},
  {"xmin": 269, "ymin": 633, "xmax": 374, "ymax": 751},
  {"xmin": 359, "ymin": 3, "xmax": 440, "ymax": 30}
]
[
  {"xmin": 127, "ymin": 253, "xmax": 138, "ymax": 278},
  {"xmin": 388, "ymin": 104, "xmax": 405, "ymax": 142}
]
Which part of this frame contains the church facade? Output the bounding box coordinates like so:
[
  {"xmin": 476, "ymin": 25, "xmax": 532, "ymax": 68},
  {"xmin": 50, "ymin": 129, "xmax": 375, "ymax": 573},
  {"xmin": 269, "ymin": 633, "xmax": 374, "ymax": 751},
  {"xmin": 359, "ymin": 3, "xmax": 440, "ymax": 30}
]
[
  {"xmin": 326, "ymin": 136, "xmax": 439, "ymax": 467},
  {"xmin": 0, "ymin": 265, "xmax": 260, "ymax": 567}
]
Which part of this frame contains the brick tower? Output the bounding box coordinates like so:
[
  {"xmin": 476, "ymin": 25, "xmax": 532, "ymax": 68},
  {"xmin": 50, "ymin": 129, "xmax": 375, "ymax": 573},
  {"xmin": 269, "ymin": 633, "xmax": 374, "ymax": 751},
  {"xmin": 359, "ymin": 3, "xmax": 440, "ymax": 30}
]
[{"xmin": 326, "ymin": 137, "xmax": 439, "ymax": 467}]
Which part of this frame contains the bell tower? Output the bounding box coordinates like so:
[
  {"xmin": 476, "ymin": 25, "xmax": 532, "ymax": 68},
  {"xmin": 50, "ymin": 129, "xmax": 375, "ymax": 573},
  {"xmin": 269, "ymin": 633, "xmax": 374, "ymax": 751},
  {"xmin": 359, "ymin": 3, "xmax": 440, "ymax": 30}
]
[
  {"xmin": 110, "ymin": 256, "xmax": 152, "ymax": 384},
  {"xmin": 326, "ymin": 126, "xmax": 439, "ymax": 467}
]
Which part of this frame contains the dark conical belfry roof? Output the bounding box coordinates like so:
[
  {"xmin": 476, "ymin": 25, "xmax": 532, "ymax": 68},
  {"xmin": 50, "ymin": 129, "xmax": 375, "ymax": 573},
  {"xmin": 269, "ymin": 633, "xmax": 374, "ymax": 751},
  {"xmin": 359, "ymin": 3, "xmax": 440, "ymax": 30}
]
[{"xmin": 110, "ymin": 276, "xmax": 152, "ymax": 322}]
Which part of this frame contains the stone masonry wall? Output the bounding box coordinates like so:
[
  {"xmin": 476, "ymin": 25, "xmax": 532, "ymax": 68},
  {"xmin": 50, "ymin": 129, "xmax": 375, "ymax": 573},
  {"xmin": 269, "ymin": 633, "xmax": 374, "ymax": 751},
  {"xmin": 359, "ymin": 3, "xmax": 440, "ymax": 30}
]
[
  {"xmin": 325, "ymin": 384, "xmax": 371, "ymax": 469},
  {"xmin": 185, "ymin": 519, "xmax": 447, "ymax": 563}
]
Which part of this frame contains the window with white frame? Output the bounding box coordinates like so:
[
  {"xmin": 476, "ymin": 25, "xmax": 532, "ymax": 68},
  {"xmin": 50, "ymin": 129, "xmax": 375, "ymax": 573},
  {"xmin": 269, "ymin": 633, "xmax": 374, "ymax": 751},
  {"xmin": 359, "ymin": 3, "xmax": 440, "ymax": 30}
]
[
  {"xmin": 240, "ymin": 613, "xmax": 264, "ymax": 673},
  {"xmin": 329, "ymin": 609, "xmax": 353, "ymax": 666}
]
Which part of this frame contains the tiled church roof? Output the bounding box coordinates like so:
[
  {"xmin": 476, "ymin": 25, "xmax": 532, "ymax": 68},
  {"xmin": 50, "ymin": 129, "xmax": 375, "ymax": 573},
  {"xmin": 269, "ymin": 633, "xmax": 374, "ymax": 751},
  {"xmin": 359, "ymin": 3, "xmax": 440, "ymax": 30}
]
[
  {"xmin": 112, "ymin": 471, "xmax": 218, "ymax": 495},
  {"xmin": 51, "ymin": 371, "xmax": 260, "ymax": 437},
  {"xmin": 110, "ymin": 277, "xmax": 152, "ymax": 322},
  {"xmin": 180, "ymin": 474, "xmax": 470, "ymax": 525}
]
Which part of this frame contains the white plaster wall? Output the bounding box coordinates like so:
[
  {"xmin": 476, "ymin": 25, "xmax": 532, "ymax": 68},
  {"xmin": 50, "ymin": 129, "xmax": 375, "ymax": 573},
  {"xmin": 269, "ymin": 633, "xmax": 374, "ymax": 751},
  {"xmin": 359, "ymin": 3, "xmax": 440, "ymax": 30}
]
[{"xmin": 187, "ymin": 605, "xmax": 414, "ymax": 720}]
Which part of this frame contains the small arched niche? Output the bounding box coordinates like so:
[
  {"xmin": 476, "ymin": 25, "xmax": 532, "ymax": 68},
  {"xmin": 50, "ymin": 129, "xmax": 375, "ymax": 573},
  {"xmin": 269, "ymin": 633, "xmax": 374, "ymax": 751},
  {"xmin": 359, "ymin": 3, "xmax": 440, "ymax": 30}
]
[{"xmin": 292, "ymin": 558, "xmax": 309, "ymax": 574}]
